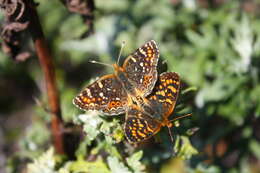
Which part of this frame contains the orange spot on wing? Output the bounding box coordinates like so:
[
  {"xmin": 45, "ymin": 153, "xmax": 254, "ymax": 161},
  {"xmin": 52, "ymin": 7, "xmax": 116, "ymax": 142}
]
[
  {"xmin": 162, "ymin": 82, "xmax": 167, "ymax": 87},
  {"xmin": 137, "ymin": 131, "xmax": 146, "ymax": 137},
  {"xmin": 166, "ymin": 98, "xmax": 173, "ymax": 104},
  {"xmin": 139, "ymin": 123, "xmax": 144, "ymax": 128},
  {"xmin": 116, "ymin": 101, "xmax": 121, "ymax": 107},
  {"xmin": 167, "ymin": 93, "xmax": 173, "ymax": 97},
  {"xmin": 168, "ymin": 86, "xmax": 177, "ymax": 93},
  {"xmin": 160, "ymin": 91, "xmax": 165, "ymax": 96},
  {"xmin": 146, "ymin": 125, "xmax": 154, "ymax": 133},
  {"xmin": 109, "ymin": 101, "xmax": 116, "ymax": 108},
  {"xmin": 82, "ymin": 97, "xmax": 91, "ymax": 103}
]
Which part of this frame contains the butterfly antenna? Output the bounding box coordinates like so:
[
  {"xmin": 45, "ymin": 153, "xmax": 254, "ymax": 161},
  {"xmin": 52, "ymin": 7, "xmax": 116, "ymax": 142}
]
[
  {"xmin": 89, "ymin": 60, "xmax": 113, "ymax": 68},
  {"xmin": 117, "ymin": 41, "xmax": 126, "ymax": 65},
  {"xmin": 167, "ymin": 125, "xmax": 175, "ymax": 145},
  {"xmin": 169, "ymin": 113, "xmax": 192, "ymax": 123},
  {"xmin": 166, "ymin": 124, "xmax": 177, "ymax": 156}
]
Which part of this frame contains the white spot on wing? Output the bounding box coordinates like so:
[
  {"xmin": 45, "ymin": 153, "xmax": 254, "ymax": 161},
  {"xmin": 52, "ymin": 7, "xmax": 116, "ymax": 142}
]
[
  {"xmin": 139, "ymin": 48, "xmax": 147, "ymax": 56},
  {"xmin": 73, "ymin": 97, "xmax": 81, "ymax": 104},
  {"xmin": 98, "ymin": 82, "xmax": 103, "ymax": 88},
  {"xmin": 86, "ymin": 88, "xmax": 92, "ymax": 97},
  {"xmin": 131, "ymin": 57, "xmax": 137, "ymax": 62}
]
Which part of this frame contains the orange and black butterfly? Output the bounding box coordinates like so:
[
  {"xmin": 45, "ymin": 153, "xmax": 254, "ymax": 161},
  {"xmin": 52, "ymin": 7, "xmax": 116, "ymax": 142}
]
[{"xmin": 124, "ymin": 72, "xmax": 183, "ymax": 143}]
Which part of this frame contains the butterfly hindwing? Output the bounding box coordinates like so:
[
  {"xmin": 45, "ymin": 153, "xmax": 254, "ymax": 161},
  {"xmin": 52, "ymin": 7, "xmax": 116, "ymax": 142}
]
[
  {"xmin": 147, "ymin": 72, "xmax": 180, "ymax": 119},
  {"xmin": 124, "ymin": 105, "xmax": 161, "ymax": 143}
]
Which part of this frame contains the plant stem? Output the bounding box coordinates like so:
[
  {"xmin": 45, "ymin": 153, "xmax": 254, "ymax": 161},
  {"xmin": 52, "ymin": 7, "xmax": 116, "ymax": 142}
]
[{"xmin": 25, "ymin": 0, "xmax": 64, "ymax": 154}]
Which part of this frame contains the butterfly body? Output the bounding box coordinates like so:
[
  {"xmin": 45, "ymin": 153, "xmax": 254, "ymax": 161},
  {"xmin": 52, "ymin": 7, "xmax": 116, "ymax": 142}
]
[
  {"xmin": 113, "ymin": 64, "xmax": 137, "ymax": 97},
  {"xmin": 140, "ymin": 102, "xmax": 164, "ymax": 121}
]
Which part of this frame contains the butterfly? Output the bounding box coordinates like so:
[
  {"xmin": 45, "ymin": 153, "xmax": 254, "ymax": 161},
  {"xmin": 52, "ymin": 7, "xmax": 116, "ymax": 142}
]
[
  {"xmin": 73, "ymin": 40, "xmax": 159, "ymax": 115},
  {"xmin": 124, "ymin": 72, "xmax": 182, "ymax": 143}
]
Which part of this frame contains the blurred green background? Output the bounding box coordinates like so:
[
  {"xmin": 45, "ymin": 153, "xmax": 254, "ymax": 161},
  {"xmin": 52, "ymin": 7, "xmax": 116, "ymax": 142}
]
[{"xmin": 1, "ymin": 0, "xmax": 260, "ymax": 172}]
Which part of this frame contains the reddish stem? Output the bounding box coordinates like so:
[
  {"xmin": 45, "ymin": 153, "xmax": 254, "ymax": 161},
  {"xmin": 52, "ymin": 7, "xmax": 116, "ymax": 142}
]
[{"xmin": 25, "ymin": 0, "xmax": 64, "ymax": 154}]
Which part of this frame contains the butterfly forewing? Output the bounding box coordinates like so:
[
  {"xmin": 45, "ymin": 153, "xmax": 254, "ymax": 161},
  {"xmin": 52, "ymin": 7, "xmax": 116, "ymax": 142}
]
[
  {"xmin": 73, "ymin": 74, "xmax": 129, "ymax": 115},
  {"xmin": 123, "ymin": 40, "xmax": 159, "ymax": 97}
]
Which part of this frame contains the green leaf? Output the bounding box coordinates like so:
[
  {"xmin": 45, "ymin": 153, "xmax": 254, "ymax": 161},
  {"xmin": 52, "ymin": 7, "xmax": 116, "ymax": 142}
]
[
  {"xmin": 230, "ymin": 14, "xmax": 253, "ymax": 73},
  {"xmin": 174, "ymin": 136, "xmax": 198, "ymax": 160},
  {"xmin": 76, "ymin": 113, "xmax": 103, "ymax": 144},
  {"xmin": 160, "ymin": 157, "xmax": 187, "ymax": 173},
  {"xmin": 69, "ymin": 157, "xmax": 110, "ymax": 173},
  {"xmin": 19, "ymin": 120, "xmax": 50, "ymax": 159},
  {"xmin": 126, "ymin": 151, "xmax": 145, "ymax": 173},
  {"xmin": 107, "ymin": 156, "xmax": 131, "ymax": 173},
  {"xmin": 191, "ymin": 164, "xmax": 221, "ymax": 173},
  {"xmin": 249, "ymin": 139, "xmax": 260, "ymax": 160},
  {"xmin": 27, "ymin": 148, "xmax": 56, "ymax": 173},
  {"xmin": 100, "ymin": 118, "xmax": 124, "ymax": 144}
]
